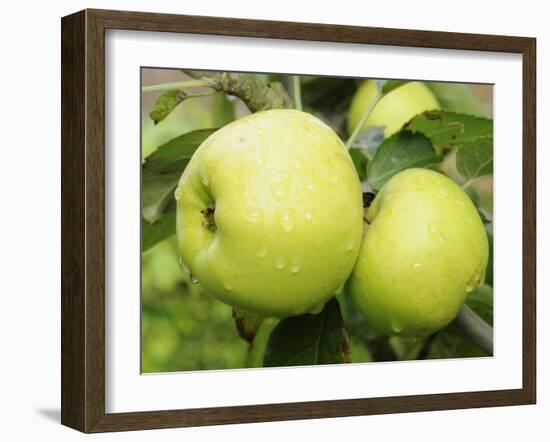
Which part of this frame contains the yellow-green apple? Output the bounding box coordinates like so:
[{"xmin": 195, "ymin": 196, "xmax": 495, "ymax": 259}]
[
  {"xmin": 175, "ymin": 109, "xmax": 364, "ymax": 318},
  {"xmin": 347, "ymin": 81, "xmax": 440, "ymax": 137},
  {"xmin": 348, "ymin": 168, "xmax": 488, "ymax": 337}
]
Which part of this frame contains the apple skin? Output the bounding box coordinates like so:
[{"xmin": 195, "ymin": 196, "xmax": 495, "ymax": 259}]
[
  {"xmin": 347, "ymin": 168, "xmax": 489, "ymax": 337},
  {"xmin": 347, "ymin": 81, "xmax": 440, "ymax": 137},
  {"xmin": 175, "ymin": 109, "xmax": 364, "ymax": 318}
]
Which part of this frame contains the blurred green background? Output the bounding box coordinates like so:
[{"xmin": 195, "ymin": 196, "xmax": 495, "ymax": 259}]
[{"xmin": 141, "ymin": 69, "xmax": 493, "ymax": 373}]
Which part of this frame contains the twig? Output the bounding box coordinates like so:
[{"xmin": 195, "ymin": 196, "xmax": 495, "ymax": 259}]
[
  {"xmin": 345, "ymin": 90, "xmax": 382, "ymax": 150},
  {"xmin": 452, "ymin": 304, "xmax": 493, "ymax": 355},
  {"xmin": 183, "ymin": 70, "xmax": 294, "ymax": 112},
  {"xmin": 141, "ymin": 79, "xmax": 213, "ymax": 93}
]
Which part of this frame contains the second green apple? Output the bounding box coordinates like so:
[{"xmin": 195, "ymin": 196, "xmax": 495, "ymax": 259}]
[
  {"xmin": 347, "ymin": 81, "xmax": 440, "ymax": 137},
  {"xmin": 348, "ymin": 168, "xmax": 489, "ymax": 337}
]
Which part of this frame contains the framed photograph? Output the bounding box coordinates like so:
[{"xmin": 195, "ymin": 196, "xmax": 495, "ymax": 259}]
[{"xmin": 61, "ymin": 9, "xmax": 536, "ymax": 433}]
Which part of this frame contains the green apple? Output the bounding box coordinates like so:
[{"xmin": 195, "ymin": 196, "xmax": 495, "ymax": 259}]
[
  {"xmin": 348, "ymin": 168, "xmax": 489, "ymax": 337},
  {"xmin": 347, "ymin": 81, "xmax": 440, "ymax": 137},
  {"xmin": 175, "ymin": 109, "xmax": 364, "ymax": 318}
]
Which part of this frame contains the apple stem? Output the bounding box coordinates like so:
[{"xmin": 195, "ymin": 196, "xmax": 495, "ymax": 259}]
[
  {"xmin": 293, "ymin": 76, "xmax": 303, "ymax": 111},
  {"xmin": 452, "ymin": 304, "xmax": 493, "ymax": 355},
  {"xmin": 141, "ymin": 79, "xmax": 213, "ymax": 93},
  {"xmin": 345, "ymin": 90, "xmax": 383, "ymax": 150}
]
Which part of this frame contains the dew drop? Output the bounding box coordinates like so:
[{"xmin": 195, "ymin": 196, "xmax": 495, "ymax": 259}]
[
  {"xmin": 277, "ymin": 207, "xmax": 295, "ymax": 232},
  {"xmin": 200, "ymin": 170, "xmax": 209, "ymax": 186},
  {"xmin": 245, "ymin": 207, "xmax": 263, "ymax": 223},
  {"xmin": 275, "ymin": 256, "xmax": 286, "ymax": 270},
  {"xmin": 256, "ymin": 246, "xmax": 268, "ymax": 258},
  {"xmin": 329, "ymin": 173, "xmax": 340, "ymax": 184},
  {"xmin": 223, "ymin": 281, "xmax": 233, "ymax": 291},
  {"xmin": 190, "ymin": 273, "xmax": 199, "ymax": 285},
  {"xmin": 290, "ymin": 261, "xmax": 301, "ymax": 274},
  {"xmin": 391, "ymin": 319, "xmax": 403, "ymax": 334},
  {"xmin": 412, "ymin": 262, "xmax": 422, "ymax": 269},
  {"xmin": 270, "ymin": 182, "xmax": 289, "ymax": 201},
  {"xmin": 465, "ymin": 284, "xmax": 474, "ymax": 293},
  {"xmin": 178, "ymin": 256, "xmax": 188, "ymax": 272}
]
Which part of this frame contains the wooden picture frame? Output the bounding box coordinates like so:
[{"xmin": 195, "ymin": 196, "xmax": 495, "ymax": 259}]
[{"xmin": 61, "ymin": 8, "xmax": 536, "ymax": 433}]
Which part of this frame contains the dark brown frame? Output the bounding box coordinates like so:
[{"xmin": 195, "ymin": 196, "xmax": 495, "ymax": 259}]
[{"xmin": 61, "ymin": 8, "xmax": 537, "ymax": 433}]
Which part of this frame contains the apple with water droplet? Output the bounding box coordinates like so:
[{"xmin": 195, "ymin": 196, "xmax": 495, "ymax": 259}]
[
  {"xmin": 347, "ymin": 168, "xmax": 489, "ymax": 337},
  {"xmin": 175, "ymin": 109, "xmax": 364, "ymax": 318},
  {"xmin": 347, "ymin": 81, "xmax": 440, "ymax": 137}
]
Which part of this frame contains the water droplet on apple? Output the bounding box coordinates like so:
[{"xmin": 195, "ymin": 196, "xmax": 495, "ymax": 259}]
[
  {"xmin": 178, "ymin": 256, "xmax": 188, "ymax": 272},
  {"xmin": 223, "ymin": 281, "xmax": 232, "ymax": 291},
  {"xmin": 305, "ymin": 211, "xmax": 312, "ymax": 222},
  {"xmin": 245, "ymin": 208, "xmax": 263, "ymax": 223},
  {"xmin": 190, "ymin": 273, "xmax": 199, "ymax": 285},
  {"xmin": 455, "ymin": 199, "xmax": 465, "ymax": 208},
  {"xmin": 275, "ymin": 256, "xmax": 286, "ymax": 270},
  {"xmin": 391, "ymin": 319, "xmax": 403, "ymax": 334},
  {"xmin": 412, "ymin": 262, "xmax": 422, "ymax": 269},
  {"xmin": 465, "ymin": 284, "xmax": 474, "ymax": 293},
  {"xmin": 346, "ymin": 238, "xmax": 355, "ymax": 251},
  {"xmin": 277, "ymin": 207, "xmax": 295, "ymax": 232},
  {"xmin": 200, "ymin": 170, "xmax": 209, "ymax": 186},
  {"xmin": 328, "ymin": 172, "xmax": 340, "ymax": 184},
  {"xmin": 290, "ymin": 260, "xmax": 301, "ymax": 273},
  {"xmin": 429, "ymin": 225, "xmax": 438, "ymax": 234},
  {"xmin": 270, "ymin": 182, "xmax": 289, "ymax": 201},
  {"xmin": 256, "ymin": 246, "xmax": 268, "ymax": 258}
]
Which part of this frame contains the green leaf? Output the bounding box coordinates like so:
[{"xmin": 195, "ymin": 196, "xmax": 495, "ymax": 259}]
[
  {"xmin": 149, "ymin": 89, "xmax": 214, "ymax": 124},
  {"xmin": 425, "ymin": 82, "xmax": 487, "ymax": 117},
  {"xmin": 142, "ymin": 129, "xmax": 216, "ymax": 223},
  {"xmin": 141, "ymin": 212, "xmax": 176, "ymax": 252},
  {"xmin": 404, "ymin": 111, "xmax": 493, "ymax": 151},
  {"xmin": 348, "ymin": 148, "xmax": 368, "ymax": 181},
  {"xmin": 456, "ymin": 137, "xmax": 493, "ymax": 186},
  {"xmin": 263, "ymin": 299, "xmax": 349, "ymax": 367},
  {"xmin": 404, "ymin": 110, "xmax": 493, "ymax": 184},
  {"xmin": 150, "ymin": 89, "xmax": 187, "ymax": 124},
  {"xmin": 367, "ymin": 131, "xmax": 442, "ymax": 191}
]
